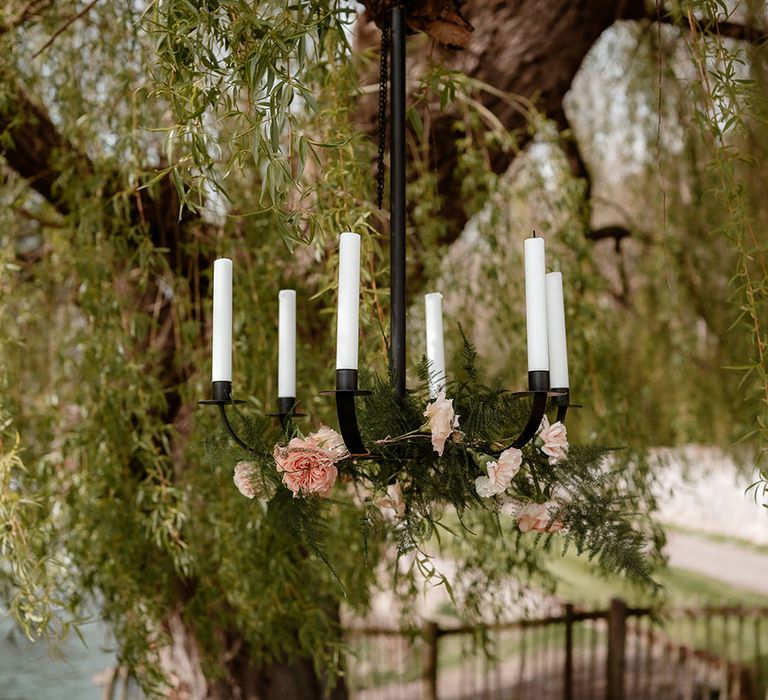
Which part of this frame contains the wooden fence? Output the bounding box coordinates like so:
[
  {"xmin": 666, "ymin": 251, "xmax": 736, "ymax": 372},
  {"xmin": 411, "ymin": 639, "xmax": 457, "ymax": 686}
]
[{"xmin": 343, "ymin": 599, "xmax": 768, "ymax": 700}]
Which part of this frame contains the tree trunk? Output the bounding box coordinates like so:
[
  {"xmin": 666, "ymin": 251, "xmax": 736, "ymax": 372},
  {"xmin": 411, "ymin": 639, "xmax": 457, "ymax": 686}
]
[{"xmin": 160, "ymin": 612, "xmax": 348, "ymax": 700}]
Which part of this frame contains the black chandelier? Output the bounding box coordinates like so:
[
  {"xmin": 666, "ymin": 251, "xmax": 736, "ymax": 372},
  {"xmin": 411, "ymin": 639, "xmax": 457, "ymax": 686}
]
[{"xmin": 199, "ymin": 5, "xmax": 574, "ymax": 455}]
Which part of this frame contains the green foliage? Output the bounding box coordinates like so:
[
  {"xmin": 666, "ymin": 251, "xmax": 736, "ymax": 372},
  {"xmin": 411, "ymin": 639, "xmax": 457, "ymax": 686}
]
[{"xmin": 680, "ymin": 0, "xmax": 768, "ymax": 501}]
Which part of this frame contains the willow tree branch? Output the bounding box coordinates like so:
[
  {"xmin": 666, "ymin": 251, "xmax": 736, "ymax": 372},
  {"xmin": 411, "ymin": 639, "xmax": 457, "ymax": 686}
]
[
  {"xmin": 0, "ymin": 78, "xmax": 194, "ymax": 261},
  {"xmin": 32, "ymin": 0, "xmax": 101, "ymax": 58},
  {"xmin": 0, "ymin": 0, "xmax": 53, "ymax": 38}
]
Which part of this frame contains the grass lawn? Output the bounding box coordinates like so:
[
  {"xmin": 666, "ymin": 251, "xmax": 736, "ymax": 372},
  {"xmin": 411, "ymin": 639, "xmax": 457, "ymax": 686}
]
[{"xmin": 545, "ymin": 546, "xmax": 768, "ymax": 608}]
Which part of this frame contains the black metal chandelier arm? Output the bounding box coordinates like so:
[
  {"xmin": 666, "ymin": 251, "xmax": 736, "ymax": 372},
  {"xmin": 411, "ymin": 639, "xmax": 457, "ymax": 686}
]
[
  {"xmin": 323, "ymin": 369, "xmax": 371, "ymax": 456},
  {"xmin": 508, "ymin": 391, "xmax": 549, "ymax": 450},
  {"xmin": 217, "ymin": 402, "xmax": 254, "ymax": 452},
  {"xmin": 335, "ymin": 392, "xmax": 368, "ymax": 456},
  {"xmin": 551, "ymin": 388, "xmax": 571, "ymax": 424}
]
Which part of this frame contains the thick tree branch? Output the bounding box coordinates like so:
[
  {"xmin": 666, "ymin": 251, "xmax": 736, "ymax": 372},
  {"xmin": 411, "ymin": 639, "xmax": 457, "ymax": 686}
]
[
  {"xmin": 0, "ymin": 83, "xmax": 88, "ymax": 215},
  {"xmin": 586, "ymin": 225, "xmax": 632, "ymax": 244},
  {"xmin": 362, "ymin": 0, "xmax": 473, "ymax": 48},
  {"xmin": 620, "ymin": 2, "xmax": 768, "ymax": 44},
  {"xmin": 0, "ymin": 78, "xmax": 193, "ymax": 265},
  {"xmin": 428, "ymin": 0, "xmax": 627, "ymax": 234},
  {"xmin": 0, "ymin": 75, "xmax": 204, "ymax": 434}
]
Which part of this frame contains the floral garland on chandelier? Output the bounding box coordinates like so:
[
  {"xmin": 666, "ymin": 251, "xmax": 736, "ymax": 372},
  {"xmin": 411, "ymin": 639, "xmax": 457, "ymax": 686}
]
[
  {"xmin": 210, "ymin": 340, "xmax": 655, "ymax": 587},
  {"xmin": 238, "ymin": 395, "xmax": 565, "ymax": 534}
]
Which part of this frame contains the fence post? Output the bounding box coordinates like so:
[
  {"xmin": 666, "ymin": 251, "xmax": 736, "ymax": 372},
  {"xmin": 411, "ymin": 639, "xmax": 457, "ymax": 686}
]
[
  {"xmin": 422, "ymin": 620, "xmax": 439, "ymax": 700},
  {"xmin": 564, "ymin": 603, "xmax": 574, "ymax": 700},
  {"xmin": 606, "ymin": 598, "xmax": 627, "ymax": 700}
]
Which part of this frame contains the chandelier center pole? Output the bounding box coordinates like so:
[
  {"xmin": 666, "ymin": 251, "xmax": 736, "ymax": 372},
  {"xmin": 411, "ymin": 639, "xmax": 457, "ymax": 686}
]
[{"xmin": 390, "ymin": 4, "xmax": 407, "ymax": 399}]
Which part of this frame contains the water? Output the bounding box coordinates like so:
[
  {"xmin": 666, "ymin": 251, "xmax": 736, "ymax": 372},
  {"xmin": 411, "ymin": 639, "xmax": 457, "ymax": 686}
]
[{"xmin": 0, "ymin": 616, "xmax": 116, "ymax": 700}]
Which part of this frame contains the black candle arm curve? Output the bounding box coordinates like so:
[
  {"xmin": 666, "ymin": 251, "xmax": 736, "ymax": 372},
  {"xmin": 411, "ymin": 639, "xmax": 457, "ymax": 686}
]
[
  {"xmin": 200, "ymin": 381, "xmax": 298, "ymax": 450},
  {"xmin": 510, "ymin": 392, "xmax": 548, "ymax": 449},
  {"xmin": 553, "ymin": 389, "xmax": 570, "ymax": 424},
  {"xmin": 333, "ymin": 369, "xmax": 369, "ymax": 456},
  {"xmin": 218, "ymin": 402, "xmax": 252, "ymax": 452}
]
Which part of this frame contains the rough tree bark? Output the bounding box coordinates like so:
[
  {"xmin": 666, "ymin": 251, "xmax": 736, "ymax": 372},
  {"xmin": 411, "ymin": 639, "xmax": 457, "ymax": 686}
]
[
  {"xmin": 359, "ymin": 0, "xmax": 631, "ymax": 230},
  {"xmin": 358, "ymin": 0, "xmax": 764, "ymax": 243}
]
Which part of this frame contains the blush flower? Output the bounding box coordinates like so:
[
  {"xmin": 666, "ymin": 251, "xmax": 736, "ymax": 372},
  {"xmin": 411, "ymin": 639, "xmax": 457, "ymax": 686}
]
[
  {"xmin": 233, "ymin": 461, "xmax": 262, "ymax": 499},
  {"xmin": 537, "ymin": 415, "xmax": 569, "ymax": 464},
  {"xmin": 475, "ymin": 448, "xmax": 523, "ymax": 498},
  {"xmin": 273, "ymin": 435, "xmax": 340, "ymax": 498},
  {"xmin": 423, "ymin": 390, "xmax": 460, "ymax": 456},
  {"xmin": 517, "ymin": 501, "xmax": 565, "ymax": 533},
  {"xmin": 307, "ymin": 425, "xmax": 348, "ymax": 458},
  {"xmin": 378, "ymin": 482, "xmax": 406, "ymax": 520}
]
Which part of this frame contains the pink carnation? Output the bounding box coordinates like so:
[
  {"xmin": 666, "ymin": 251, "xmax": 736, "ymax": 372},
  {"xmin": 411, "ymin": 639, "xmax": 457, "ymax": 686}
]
[
  {"xmin": 273, "ymin": 429, "xmax": 343, "ymax": 497},
  {"xmin": 475, "ymin": 448, "xmax": 522, "ymax": 498},
  {"xmin": 423, "ymin": 390, "xmax": 460, "ymax": 456},
  {"xmin": 378, "ymin": 482, "xmax": 407, "ymax": 520},
  {"xmin": 233, "ymin": 461, "xmax": 261, "ymax": 499},
  {"xmin": 517, "ymin": 501, "xmax": 564, "ymax": 533},
  {"xmin": 307, "ymin": 425, "xmax": 348, "ymax": 458},
  {"xmin": 537, "ymin": 415, "xmax": 569, "ymax": 464}
]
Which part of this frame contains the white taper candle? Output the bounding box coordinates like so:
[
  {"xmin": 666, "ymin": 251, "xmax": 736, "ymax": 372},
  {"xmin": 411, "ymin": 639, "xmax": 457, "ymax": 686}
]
[
  {"xmin": 545, "ymin": 272, "xmax": 569, "ymax": 389},
  {"xmin": 524, "ymin": 236, "xmax": 549, "ymax": 372},
  {"xmin": 212, "ymin": 258, "xmax": 233, "ymax": 382},
  {"xmin": 336, "ymin": 232, "xmax": 361, "ymax": 370},
  {"xmin": 278, "ymin": 289, "xmax": 296, "ymax": 397},
  {"xmin": 424, "ymin": 292, "xmax": 446, "ymax": 398}
]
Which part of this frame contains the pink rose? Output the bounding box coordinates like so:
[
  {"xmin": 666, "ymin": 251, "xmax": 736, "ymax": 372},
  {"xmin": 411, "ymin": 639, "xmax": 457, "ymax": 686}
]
[
  {"xmin": 378, "ymin": 482, "xmax": 406, "ymax": 520},
  {"xmin": 517, "ymin": 501, "xmax": 565, "ymax": 533},
  {"xmin": 475, "ymin": 448, "xmax": 523, "ymax": 498},
  {"xmin": 423, "ymin": 390, "xmax": 460, "ymax": 456},
  {"xmin": 273, "ymin": 436, "xmax": 339, "ymax": 497},
  {"xmin": 233, "ymin": 461, "xmax": 261, "ymax": 499},
  {"xmin": 537, "ymin": 415, "xmax": 569, "ymax": 464}
]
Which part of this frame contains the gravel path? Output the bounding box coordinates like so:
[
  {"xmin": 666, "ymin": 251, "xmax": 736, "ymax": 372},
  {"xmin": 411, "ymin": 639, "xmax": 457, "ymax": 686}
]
[
  {"xmin": 654, "ymin": 445, "xmax": 768, "ymax": 544},
  {"xmin": 665, "ymin": 531, "xmax": 768, "ymax": 595}
]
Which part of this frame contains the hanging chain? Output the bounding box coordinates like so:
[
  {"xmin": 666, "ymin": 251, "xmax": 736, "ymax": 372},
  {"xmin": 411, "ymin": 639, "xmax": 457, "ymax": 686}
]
[{"xmin": 375, "ymin": 22, "xmax": 389, "ymax": 210}]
